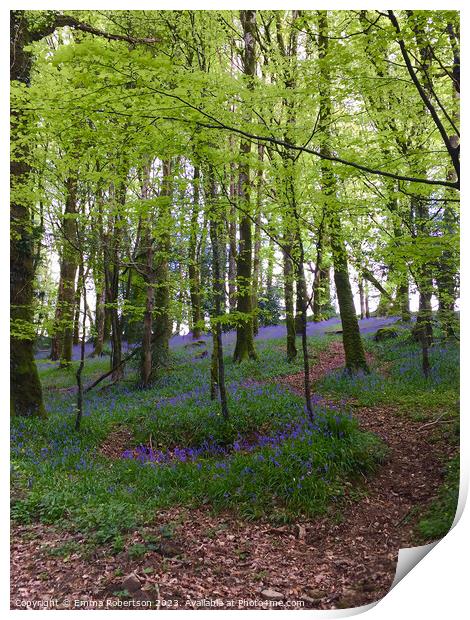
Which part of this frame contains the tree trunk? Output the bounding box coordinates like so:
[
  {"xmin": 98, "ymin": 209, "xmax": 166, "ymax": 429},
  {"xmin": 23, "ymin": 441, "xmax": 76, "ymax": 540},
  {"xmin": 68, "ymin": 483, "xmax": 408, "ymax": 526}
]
[
  {"xmin": 295, "ymin": 256, "xmax": 307, "ymax": 334},
  {"xmin": 93, "ymin": 285, "xmax": 105, "ymax": 357},
  {"xmin": 318, "ymin": 10, "xmax": 368, "ymax": 374},
  {"xmin": 10, "ymin": 11, "xmax": 47, "ymax": 417},
  {"xmin": 208, "ymin": 172, "xmax": 229, "ymax": 418},
  {"xmin": 227, "ymin": 148, "xmax": 238, "ymax": 312},
  {"xmin": 151, "ymin": 160, "xmax": 172, "ymax": 371},
  {"xmin": 312, "ymin": 220, "xmax": 325, "ymax": 322},
  {"xmin": 51, "ymin": 176, "xmax": 79, "ymax": 367},
  {"xmin": 189, "ymin": 166, "xmax": 202, "ymax": 339},
  {"xmin": 252, "ymin": 154, "xmax": 263, "ymax": 336},
  {"xmin": 283, "ymin": 236, "xmax": 297, "ymax": 361},
  {"xmin": 295, "ymin": 229, "xmax": 314, "ymax": 420},
  {"xmin": 266, "ymin": 235, "xmax": 275, "ymax": 293},
  {"xmin": 73, "ymin": 261, "xmax": 84, "ymax": 346},
  {"xmin": 104, "ymin": 183, "xmax": 124, "ymax": 381},
  {"xmin": 358, "ymin": 278, "xmax": 366, "ymax": 320},
  {"xmin": 398, "ymin": 280, "xmax": 411, "ymax": 322},
  {"xmin": 140, "ymin": 161, "xmax": 154, "ymax": 387},
  {"xmin": 233, "ymin": 10, "xmax": 257, "ymax": 363},
  {"xmin": 365, "ymin": 281, "xmax": 370, "ymax": 318}
]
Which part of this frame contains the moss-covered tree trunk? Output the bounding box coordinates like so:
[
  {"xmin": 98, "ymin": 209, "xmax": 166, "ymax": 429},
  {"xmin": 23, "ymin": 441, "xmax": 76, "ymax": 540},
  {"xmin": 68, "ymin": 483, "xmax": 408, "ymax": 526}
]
[
  {"xmin": 330, "ymin": 227, "xmax": 369, "ymax": 373},
  {"xmin": 283, "ymin": 238, "xmax": 297, "ymax": 361},
  {"xmin": 10, "ymin": 11, "xmax": 47, "ymax": 417},
  {"xmin": 318, "ymin": 10, "xmax": 368, "ymax": 374},
  {"xmin": 233, "ymin": 10, "xmax": 257, "ymax": 363},
  {"xmin": 50, "ymin": 176, "xmax": 78, "ymax": 365},
  {"xmin": 93, "ymin": 284, "xmax": 105, "ymax": 357},
  {"xmin": 398, "ymin": 280, "xmax": 411, "ymax": 322}
]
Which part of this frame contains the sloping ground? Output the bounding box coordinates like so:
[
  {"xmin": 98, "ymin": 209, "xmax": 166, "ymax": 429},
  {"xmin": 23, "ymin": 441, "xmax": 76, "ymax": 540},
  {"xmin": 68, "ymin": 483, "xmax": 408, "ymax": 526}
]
[
  {"xmin": 35, "ymin": 316, "xmax": 400, "ymax": 361},
  {"xmin": 10, "ymin": 340, "xmax": 454, "ymax": 610}
]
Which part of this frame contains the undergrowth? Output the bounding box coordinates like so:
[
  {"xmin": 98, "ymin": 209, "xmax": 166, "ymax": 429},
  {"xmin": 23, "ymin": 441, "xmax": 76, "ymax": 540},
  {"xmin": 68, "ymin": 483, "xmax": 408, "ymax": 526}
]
[{"xmin": 11, "ymin": 336, "xmax": 385, "ymax": 545}]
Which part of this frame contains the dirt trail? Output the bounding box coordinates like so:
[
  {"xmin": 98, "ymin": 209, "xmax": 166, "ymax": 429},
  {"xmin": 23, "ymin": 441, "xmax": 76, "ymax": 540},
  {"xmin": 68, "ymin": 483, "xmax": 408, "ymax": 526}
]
[{"xmin": 11, "ymin": 342, "xmax": 454, "ymax": 610}]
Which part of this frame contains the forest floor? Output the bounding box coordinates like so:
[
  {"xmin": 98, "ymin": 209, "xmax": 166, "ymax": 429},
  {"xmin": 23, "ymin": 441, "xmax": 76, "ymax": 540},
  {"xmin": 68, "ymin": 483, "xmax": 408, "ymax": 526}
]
[{"xmin": 11, "ymin": 323, "xmax": 459, "ymax": 610}]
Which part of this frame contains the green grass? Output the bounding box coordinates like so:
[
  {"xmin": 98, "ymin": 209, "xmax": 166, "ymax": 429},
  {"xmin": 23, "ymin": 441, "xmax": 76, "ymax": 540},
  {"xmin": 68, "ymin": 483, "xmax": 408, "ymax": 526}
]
[
  {"xmin": 417, "ymin": 455, "xmax": 460, "ymax": 541},
  {"xmin": 317, "ymin": 331, "xmax": 459, "ymax": 413},
  {"xmin": 11, "ymin": 336, "xmax": 386, "ymax": 545}
]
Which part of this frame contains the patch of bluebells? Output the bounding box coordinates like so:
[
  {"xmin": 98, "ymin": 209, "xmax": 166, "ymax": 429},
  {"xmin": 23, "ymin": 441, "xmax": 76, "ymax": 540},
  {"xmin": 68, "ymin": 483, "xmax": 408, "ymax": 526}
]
[
  {"xmin": 11, "ymin": 417, "xmax": 95, "ymax": 474},
  {"xmin": 319, "ymin": 338, "xmax": 459, "ymax": 402},
  {"xmin": 121, "ymin": 404, "xmax": 354, "ymax": 467}
]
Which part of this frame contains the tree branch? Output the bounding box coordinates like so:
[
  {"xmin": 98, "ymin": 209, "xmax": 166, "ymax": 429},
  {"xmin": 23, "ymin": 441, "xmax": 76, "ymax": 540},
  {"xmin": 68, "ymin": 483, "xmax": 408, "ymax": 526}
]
[{"xmin": 386, "ymin": 11, "xmax": 459, "ymax": 183}]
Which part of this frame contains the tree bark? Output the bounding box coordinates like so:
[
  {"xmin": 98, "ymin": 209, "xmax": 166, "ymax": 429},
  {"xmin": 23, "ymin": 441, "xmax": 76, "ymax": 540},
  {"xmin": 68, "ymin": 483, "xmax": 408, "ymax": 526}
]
[
  {"xmin": 10, "ymin": 13, "xmax": 45, "ymax": 417},
  {"xmin": 358, "ymin": 278, "xmax": 366, "ymax": 320},
  {"xmin": 93, "ymin": 284, "xmax": 105, "ymax": 357},
  {"xmin": 208, "ymin": 171, "xmax": 229, "ymax": 419},
  {"xmin": 151, "ymin": 160, "xmax": 172, "ymax": 371},
  {"xmin": 317, "ymin": 10, "xmax": 368, "ymax": 373},
  {"xmin": 233, "ymin": 10, "xmax": 257, "ymax": 363},
  {"xmin": 188, "ymin": 166, "xmax": 202, "ymax": 339},
  {"xmin": 283, "ymin": 238, "xmax": 297, "ymax": 361},
  {"xmin": 73, "ymin": 261, "xmax": 84, "ymax": 346},
  {"xmin": 51, "ymin": 176, "xmax": 79, "ymax": 367},
  {"xmin": 140, "ymin": 161, "xmax": 154, "ymax": 387},
  {"xmin": 252, "ymin": 151, "xmax": 263, "ymax": 336}
]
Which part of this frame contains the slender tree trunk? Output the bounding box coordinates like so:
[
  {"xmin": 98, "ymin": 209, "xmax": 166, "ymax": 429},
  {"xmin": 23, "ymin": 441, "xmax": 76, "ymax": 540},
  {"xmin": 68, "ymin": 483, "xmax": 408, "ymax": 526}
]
[
  {"xmin": 358, "ymin": 278, "xmax": 366, "ymax": 320},
  {"xmin": 296, "ymin": 234, "xmax": 313, "ymax": 420},
  {"xmin": 73, "ymin": 261, "xmax": 84, "ymax": 346},
  {"xmin": 151, "ymin": 160, "xmax": 172, "ymax": 371},
  {"xmin": 365, "ymin": 281, "xmax": 370, "ymax": 318},
  {"xmin": 210, "ymin": 329, "xmax": 218, "ymax": 401},
  {"xmin": 75, "ymin": 259, "xmax": 87, "ymax": 431},
  {"xmin": 252, "ymin": 155, "xmax": 263, "ymax": 336},
  {"xmin": 140, "ymin": 161, "xmax": 154, "ymax": 387},
  {"xmin": 189, "ymin": 165, "xmax": 202, "ymax": 339},
  {"xmin": 295, "ymin": 250, "xmax": 307, "ymax": 334},
  {"xmin": 50, "ymin": 176, "xmax": 78, "ymax": 368},
  {"xmin": 266, "ymin": 235, "xmax": 275, "ymax": 293},
  {"xmin": 228, "ymin": 144, "xmax": 238, "ymax": 312},
  {"xmin": 312, "ymin": 219, "xmax": 325, "ymax": 322},
  {"xmin": 208, "ymin": 168, "xmax": 229, "ymax": 418},
  {"xmin": 104, "ymin": 183, "xmax": 124, "ymax": 381}
]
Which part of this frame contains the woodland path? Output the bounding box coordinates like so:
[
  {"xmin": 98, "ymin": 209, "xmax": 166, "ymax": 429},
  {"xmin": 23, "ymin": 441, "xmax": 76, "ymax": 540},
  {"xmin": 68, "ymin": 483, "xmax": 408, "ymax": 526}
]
[{"xmin": 11, "ymin": 339, "xmax": 453, "ymax": 610}]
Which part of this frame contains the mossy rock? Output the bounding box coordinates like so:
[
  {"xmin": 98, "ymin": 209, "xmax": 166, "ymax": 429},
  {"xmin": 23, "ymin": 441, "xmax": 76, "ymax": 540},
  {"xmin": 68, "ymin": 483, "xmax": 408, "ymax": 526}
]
[{"xmin": 374, "ymin": 326, "xmax": 399, "ymax": 342}]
